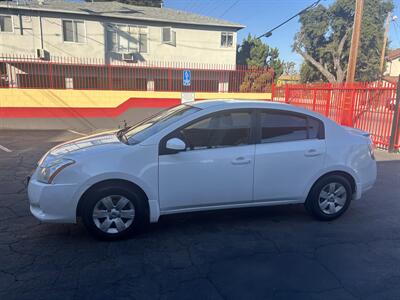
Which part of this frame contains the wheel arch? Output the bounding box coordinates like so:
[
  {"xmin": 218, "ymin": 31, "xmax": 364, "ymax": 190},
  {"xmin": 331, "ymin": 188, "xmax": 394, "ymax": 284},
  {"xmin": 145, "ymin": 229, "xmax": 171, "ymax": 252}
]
[
  {"xmin": 306, "ymin": 170, "xmax": 357, "ymax": 201},
  {"xmin": 76, "ymin": 179, "xmax": 150, "ymax": 219}
]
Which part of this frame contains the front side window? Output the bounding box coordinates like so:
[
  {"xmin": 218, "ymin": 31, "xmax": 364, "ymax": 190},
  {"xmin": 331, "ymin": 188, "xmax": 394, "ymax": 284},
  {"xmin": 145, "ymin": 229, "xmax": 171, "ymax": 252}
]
[
  {"xmin": 259, "ymin": 111, "xmax": 324, "ymax": 143},
  {"xmin": 179, "ymin": 110, "xmax": 252, "ymax": 150},
  {"xmin": 221, "ymin": 32, "xmax": 233, "ymax": 47},
  {"xmin": 0, "ymin": 16, "xmax": 13, "ymax": 32},
  {"xmin": 62, "ymin": 20, "xmax": 85, "ymax": 43},
  {"xmin": 125, "ymin": 104, "xmax": 200, "ymax": 145}
]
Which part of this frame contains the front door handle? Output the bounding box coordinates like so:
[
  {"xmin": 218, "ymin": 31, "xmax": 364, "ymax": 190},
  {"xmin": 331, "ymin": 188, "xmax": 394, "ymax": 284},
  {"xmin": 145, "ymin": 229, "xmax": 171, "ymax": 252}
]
[
  {"xmin": 231, "ymin": 157, "xmax": 251, "ymax": 165},
  {"xmin": 304, "ymin": 149, "xmax": 322, "ymax": 157}
]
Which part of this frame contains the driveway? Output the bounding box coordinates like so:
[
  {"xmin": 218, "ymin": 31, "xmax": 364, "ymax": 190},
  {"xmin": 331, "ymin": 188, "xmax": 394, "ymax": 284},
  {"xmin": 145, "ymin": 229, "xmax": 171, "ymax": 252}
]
[{"xmin": 0, "ymin": 130, "xmax": 399, "ymax": 300}]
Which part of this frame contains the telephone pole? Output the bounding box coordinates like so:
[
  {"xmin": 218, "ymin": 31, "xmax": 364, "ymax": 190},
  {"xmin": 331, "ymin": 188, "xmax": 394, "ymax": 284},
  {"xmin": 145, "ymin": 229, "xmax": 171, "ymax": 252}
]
[
  {"xmin": 379, "ymin": 12, "xmax": 391, "ymax": 76},
  {"xmin": 346, "ymin": 0, "xmax": 364, "ymax": 83}
]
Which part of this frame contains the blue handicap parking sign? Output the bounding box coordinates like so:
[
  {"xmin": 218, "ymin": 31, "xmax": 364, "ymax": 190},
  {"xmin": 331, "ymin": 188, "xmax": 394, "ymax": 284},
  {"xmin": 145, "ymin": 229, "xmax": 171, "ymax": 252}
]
[{"xmin": 183, "ymin": 70, "xmax": 191, "ymax": 86}]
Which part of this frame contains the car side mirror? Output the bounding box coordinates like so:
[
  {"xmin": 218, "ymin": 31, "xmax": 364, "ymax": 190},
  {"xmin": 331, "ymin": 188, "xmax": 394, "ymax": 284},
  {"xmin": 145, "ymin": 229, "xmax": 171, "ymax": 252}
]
[{"xmin": 166, "ymin": 138, "xmax": 186, "ymax": 152}]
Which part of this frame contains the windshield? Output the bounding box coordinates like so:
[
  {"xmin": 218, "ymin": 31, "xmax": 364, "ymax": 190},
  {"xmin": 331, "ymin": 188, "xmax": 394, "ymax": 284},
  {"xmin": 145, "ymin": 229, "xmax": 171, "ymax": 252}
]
[{"xmin": 123, "ymin": 104, "xmax": 201, "ymax": 145}]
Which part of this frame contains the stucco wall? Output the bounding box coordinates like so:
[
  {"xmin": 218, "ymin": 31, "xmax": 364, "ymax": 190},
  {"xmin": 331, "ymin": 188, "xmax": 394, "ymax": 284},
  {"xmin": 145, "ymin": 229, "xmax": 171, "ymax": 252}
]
[
  {"xmin": 0, "ymin": 89, "xmax": 271, "ymax": 130},
  {"xmin": 386, "ymin": 58, "xmax": 400, "ymax": 77}
]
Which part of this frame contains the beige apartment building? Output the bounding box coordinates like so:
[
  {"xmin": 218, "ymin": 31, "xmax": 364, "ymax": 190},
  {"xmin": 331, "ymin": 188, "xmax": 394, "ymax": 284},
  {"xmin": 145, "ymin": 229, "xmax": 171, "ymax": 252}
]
[
  {"xmin": 384, "ymin": 48, "xmax": 400, "ymax": 83},
  {"xmin": 0, "ymin": 0, "xmax": 244, "ymax": 65}
]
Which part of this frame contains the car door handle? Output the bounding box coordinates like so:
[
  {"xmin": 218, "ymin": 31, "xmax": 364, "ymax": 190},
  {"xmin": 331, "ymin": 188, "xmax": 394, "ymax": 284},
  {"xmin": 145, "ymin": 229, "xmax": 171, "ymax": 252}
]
[
  {"xmin": 231, "ymin": 157, "xmax": 251, "ymax": 165},
  {"xmin": 304, "ymin": 149, "xmax": 322, "ymax": 157}
]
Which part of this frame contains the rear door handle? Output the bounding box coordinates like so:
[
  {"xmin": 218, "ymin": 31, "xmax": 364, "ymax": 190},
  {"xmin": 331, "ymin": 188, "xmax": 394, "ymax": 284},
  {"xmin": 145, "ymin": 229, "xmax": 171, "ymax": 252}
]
[
  {"xmin": 304, "ymin": 149, "xmax": 322, "ymax": 157},
  {"xmin": 231, "ymin": 157, "xmax": 251, "ymax": 165}
]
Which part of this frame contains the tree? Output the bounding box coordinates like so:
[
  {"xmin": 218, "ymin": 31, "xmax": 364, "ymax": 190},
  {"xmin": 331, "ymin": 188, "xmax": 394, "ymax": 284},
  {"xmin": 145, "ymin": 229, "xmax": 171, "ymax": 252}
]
[
  {"xmin": 237, "ymin": 34, "xmax": 283, "ymax": 91},
  {"xmin": 282, "ymin": 61, "xmax": 297, "ymax": 76},
  {"xmin": 84, "ymin": 0, "xmax": 163, "ymax": 7},
  {"xmin": 293, "ymin": 0, "xmax": 393, "ymax": 83},
  {"xmin": 237, "ymin": 34, "xmax": 283, "ymax": 77}
]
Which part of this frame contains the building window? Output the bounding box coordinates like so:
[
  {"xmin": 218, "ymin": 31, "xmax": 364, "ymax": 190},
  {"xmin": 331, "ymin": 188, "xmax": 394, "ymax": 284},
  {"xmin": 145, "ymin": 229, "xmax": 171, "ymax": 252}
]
[
  {"xmin": 62, "ymin": 20, "xmax": 85, "ymax": 43},
  {"xmin": 221, "ymin": 32, "xmax": 233, "ymax": 47},
  {"xmin": 109, "ymin": 24, "xmax": 148, "ymax": 53},
  {"xmin": 161, "ymin": 27, "xmax": 176, "ymax": 46},
  {"xmin": 0, "ymin": 16, "xmax": 13, "ymax": 32}
]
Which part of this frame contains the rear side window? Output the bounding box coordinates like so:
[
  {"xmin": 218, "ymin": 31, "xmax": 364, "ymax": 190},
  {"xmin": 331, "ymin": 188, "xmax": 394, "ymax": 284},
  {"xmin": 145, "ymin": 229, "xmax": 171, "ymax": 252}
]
[{"xmin": 259, "ymin": 111, "xmax": 324, "ymax": 143}]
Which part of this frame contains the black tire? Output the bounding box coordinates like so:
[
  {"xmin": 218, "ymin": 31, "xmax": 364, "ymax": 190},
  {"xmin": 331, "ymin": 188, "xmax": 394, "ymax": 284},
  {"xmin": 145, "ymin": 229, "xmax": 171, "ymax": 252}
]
[
  {"xmin": 305, "ymin": 175, "xmax": 352, "ymax": 221},
  {"xmin": 81, "ymin": 183, "xmax": 148, "ymax": 240}
]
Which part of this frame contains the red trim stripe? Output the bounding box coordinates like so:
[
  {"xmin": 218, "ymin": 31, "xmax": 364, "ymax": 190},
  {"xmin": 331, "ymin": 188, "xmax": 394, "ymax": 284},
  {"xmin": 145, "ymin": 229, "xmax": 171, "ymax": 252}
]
[{"xmin": 0, "ymin": 98, "xmax": 181, "ymax": 118}]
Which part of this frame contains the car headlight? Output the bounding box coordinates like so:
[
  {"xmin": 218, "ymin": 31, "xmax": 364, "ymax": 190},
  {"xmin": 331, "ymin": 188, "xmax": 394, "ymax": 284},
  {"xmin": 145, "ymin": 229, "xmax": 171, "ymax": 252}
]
[{"xmin": 37, "ymin": 158, "xmax": 75, "ymax": 184}]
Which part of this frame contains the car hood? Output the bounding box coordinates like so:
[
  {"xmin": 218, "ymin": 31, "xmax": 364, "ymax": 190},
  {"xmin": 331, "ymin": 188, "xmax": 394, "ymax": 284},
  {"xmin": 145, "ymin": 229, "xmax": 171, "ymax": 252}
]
[{"xmin": 40, "ymin": 130, "xmax": 123, "ymax": 165}]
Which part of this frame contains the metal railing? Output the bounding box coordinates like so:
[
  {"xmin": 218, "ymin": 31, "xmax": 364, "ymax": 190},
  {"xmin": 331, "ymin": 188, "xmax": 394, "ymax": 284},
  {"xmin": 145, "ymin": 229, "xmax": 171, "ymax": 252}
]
[{"xmin": 0, "ymin": 55, "xmax": 274, "ymax": 93}]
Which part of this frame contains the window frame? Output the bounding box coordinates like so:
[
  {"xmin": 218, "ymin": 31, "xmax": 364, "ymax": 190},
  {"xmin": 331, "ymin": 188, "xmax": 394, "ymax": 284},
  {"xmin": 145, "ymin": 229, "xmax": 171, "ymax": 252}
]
[
  {"xmin": 0, "ymin": 15, "xmax": 14, "ymax": 33},
  {"xmin": 159, "ymin": 108, "xmax": 257, "ymax": 155},
  {"xmin": 220, "ymin": 31, "xmax": 233, "ymax": 48},
  {"xmin": 161, "ymin": 27, "xmax": 176, "ymax": 46},
  {"xmin": 108, "ymin": 23, "xmax": 148, "ymax": 53},
  {"xmin": 62, "ymin": 19, "xmax": 87, "ymax": 44},
  {"xmin": 254, "ymin": 109, "xmax": 325, "ymax": 144}
]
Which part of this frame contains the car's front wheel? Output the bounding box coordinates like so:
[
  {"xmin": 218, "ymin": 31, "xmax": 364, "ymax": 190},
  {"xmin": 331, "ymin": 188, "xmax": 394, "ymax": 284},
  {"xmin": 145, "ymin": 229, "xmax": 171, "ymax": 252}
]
[
  {"xmin": 305, "ymin": 175, "xmax": 352, "ymax": 221},
  {"xmin": 81, "ymin": 183, "xmax": 148, "ymax": 240}
]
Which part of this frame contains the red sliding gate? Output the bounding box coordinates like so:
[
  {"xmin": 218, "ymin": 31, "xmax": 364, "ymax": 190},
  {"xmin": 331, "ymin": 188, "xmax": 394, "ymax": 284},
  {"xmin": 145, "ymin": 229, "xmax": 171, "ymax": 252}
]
[{"xmin": 272, "ymin": 82, "xmax": 400, "ymax": 151}]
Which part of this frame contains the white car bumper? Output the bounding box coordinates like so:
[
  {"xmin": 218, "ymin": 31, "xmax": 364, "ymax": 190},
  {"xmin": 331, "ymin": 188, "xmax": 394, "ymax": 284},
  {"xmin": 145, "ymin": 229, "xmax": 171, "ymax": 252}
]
[{"xmin": 28, "ymin": 178, "xmax": 78, "ymax": 223}]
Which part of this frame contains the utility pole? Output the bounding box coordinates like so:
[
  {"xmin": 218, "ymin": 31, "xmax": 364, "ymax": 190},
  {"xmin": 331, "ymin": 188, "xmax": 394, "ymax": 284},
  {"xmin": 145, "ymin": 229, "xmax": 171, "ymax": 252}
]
[
  {"xmin": 379, "ymin": 12, "xmax": 391, "ymax": 77},
  {"xmin": 346, "ymin": 0, "xmax": 364, "ymax": 83},
  {"xmin": 341, "ymin": 0, "xmax": 364, "ymax": 126}
]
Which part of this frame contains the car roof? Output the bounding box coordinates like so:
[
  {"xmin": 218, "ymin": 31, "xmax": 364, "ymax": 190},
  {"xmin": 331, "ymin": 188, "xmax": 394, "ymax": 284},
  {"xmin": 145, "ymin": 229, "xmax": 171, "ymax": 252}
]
[{"xmin": 189, "ymin": 99, "xmax": 316, "ymax": 115}]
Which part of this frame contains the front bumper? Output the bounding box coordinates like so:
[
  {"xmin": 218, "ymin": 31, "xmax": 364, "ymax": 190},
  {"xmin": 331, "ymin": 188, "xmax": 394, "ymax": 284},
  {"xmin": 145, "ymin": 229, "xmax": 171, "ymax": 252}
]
[{"xmin": 28, "ymin": 178, "xmax": 79, "ymax": 223}]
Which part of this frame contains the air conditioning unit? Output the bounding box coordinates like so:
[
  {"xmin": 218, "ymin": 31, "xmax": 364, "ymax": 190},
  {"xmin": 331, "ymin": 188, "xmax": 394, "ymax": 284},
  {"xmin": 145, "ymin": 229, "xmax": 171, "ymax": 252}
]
[
  {"xmin": 122, "ymin": 53, "xmax": 137, "ymax": 63},
  {"xmin": 36, "ymin": 49, "xmax": 50, "ymax": 60}
]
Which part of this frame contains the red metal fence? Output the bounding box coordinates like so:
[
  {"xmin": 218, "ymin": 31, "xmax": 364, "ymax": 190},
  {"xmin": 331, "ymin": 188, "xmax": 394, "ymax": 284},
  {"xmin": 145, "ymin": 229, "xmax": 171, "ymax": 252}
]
[
  {"xmin": 272, "ymin": 82, "xmax": 400, "ymax": 151},
  {"xmin": 0, "ymin": 55, "xmax": 273, "ymax": 93}
]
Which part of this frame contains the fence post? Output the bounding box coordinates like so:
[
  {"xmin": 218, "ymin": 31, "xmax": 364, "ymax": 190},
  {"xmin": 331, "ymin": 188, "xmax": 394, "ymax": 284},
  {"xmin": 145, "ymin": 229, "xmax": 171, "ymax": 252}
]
[
  {"xmin": 108, "ymin": 62, "xmax": 112, "ymax": 90},
  {"xmin": 285, "ymin": 83, "xmax": 289, "ymax": 103},
  {"xmin": 388, "ymin": 75, "xmax": 400, "ymax": 153},
  {"xmin": 325, "ymin": 83, "xmax": 332, "ymax": 117},
  {"xmin": 312, "ymin": 88, "xmax": 317, "ymax": 111},
  {"xmin": 271, "ymin": 81, "xmax": 275, "ymax": 101}
]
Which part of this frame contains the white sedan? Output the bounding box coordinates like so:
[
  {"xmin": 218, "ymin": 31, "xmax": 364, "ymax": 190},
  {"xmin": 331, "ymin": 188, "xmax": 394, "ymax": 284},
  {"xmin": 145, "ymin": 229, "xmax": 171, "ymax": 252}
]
[{"xmin": 28, "ymin": 100, "xmax": 377, "ymax": 239}]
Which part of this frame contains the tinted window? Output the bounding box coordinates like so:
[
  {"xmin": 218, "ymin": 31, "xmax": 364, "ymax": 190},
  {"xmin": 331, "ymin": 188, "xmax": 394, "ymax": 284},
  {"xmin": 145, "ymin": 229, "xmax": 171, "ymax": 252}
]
[
  {"xmin": 180, "ymin": 111, "xmax": 252, "ymax": 150},
  {"xmin": 260, "ymin": 112, "xmax": 308, "ymax": 143}
]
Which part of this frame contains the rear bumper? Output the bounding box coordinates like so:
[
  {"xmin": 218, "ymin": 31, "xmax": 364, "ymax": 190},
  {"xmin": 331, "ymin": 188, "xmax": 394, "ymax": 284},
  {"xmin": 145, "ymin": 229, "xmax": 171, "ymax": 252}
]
[
  {"xmin": 28, "ymin": 178, "xmax": 78, "ymax": 223},
  {"xmin": 354, "ymin": 160, "xmax": 377, "ymax": 200}
]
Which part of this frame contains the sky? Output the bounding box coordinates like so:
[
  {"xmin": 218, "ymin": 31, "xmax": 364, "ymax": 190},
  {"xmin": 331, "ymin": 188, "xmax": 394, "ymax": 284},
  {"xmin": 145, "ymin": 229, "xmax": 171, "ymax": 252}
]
[{"xmin": 164, "ymin": 0, "xmax": 400, "ymax": 69}]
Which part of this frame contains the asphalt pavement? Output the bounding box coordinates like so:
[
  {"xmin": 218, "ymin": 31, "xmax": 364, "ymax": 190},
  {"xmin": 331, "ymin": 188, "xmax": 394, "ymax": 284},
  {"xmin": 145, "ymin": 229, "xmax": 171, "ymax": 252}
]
[{"xmin": 0, "ymin": 129, "xmax": 400, "ymax": 300}]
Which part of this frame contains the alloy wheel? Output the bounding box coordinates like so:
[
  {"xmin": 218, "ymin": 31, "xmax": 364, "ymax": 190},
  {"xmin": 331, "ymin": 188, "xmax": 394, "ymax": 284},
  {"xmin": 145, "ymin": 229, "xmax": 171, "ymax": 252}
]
[
  {"xmin": 318, "ymin": 182, "xmax": 347, "ymax": 215},
  {"xmin": 92, "ymin": 195, "xmax": 135, "ymax": 234}
]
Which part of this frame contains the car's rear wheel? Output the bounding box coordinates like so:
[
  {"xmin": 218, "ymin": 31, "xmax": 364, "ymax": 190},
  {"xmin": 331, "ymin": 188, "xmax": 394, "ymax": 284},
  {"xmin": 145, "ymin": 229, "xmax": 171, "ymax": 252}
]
[
  {"xmin": 81, "ymin": 183, "xmax": 148, "ymax": 240},
  {"xmin": 305, "ymin": 175, "xmax": 352, "ymax": 221}
]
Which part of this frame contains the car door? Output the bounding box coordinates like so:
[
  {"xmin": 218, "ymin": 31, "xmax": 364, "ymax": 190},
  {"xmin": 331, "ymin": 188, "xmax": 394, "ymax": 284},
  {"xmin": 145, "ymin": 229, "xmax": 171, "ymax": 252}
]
[
  {"xmin": 253, "ymin": 109, "xmax": 326, "ymax": 202},
  {"xmin": 158, "ymin": 109, "xmax": 256, "ymax": 212}
]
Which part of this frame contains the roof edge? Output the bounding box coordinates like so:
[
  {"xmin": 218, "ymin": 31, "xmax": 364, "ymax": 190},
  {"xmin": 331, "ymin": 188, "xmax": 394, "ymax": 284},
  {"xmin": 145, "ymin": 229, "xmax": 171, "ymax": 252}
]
[{"xmin": 0, "ymin": 4, "xmax": 245, "ymax": 29}]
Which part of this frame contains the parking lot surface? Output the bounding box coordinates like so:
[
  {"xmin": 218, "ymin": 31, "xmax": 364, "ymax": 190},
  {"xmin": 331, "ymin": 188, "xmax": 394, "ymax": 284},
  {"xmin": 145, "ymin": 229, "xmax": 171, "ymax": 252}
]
[{"xmin": 0, "ymin": 130, "xmax": 400, "ymax": 300}]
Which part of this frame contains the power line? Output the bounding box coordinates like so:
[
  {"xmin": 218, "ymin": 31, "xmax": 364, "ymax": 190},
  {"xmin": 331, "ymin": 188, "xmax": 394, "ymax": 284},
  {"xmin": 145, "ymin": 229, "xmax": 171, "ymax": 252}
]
[
  {"xmin": 219, "ymin": 0, "xmax": 240, "ymax": 18},
  {"xmin": 256, "ymin": 0, "xmax": 321, "ymax": 39}
]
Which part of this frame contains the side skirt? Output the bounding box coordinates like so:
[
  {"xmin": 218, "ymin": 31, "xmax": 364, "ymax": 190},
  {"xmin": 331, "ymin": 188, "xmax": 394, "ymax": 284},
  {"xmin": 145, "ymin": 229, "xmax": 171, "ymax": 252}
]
[{"xmin": 159, "ymin": 199, "xmax": 305, "ymax": 217}]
